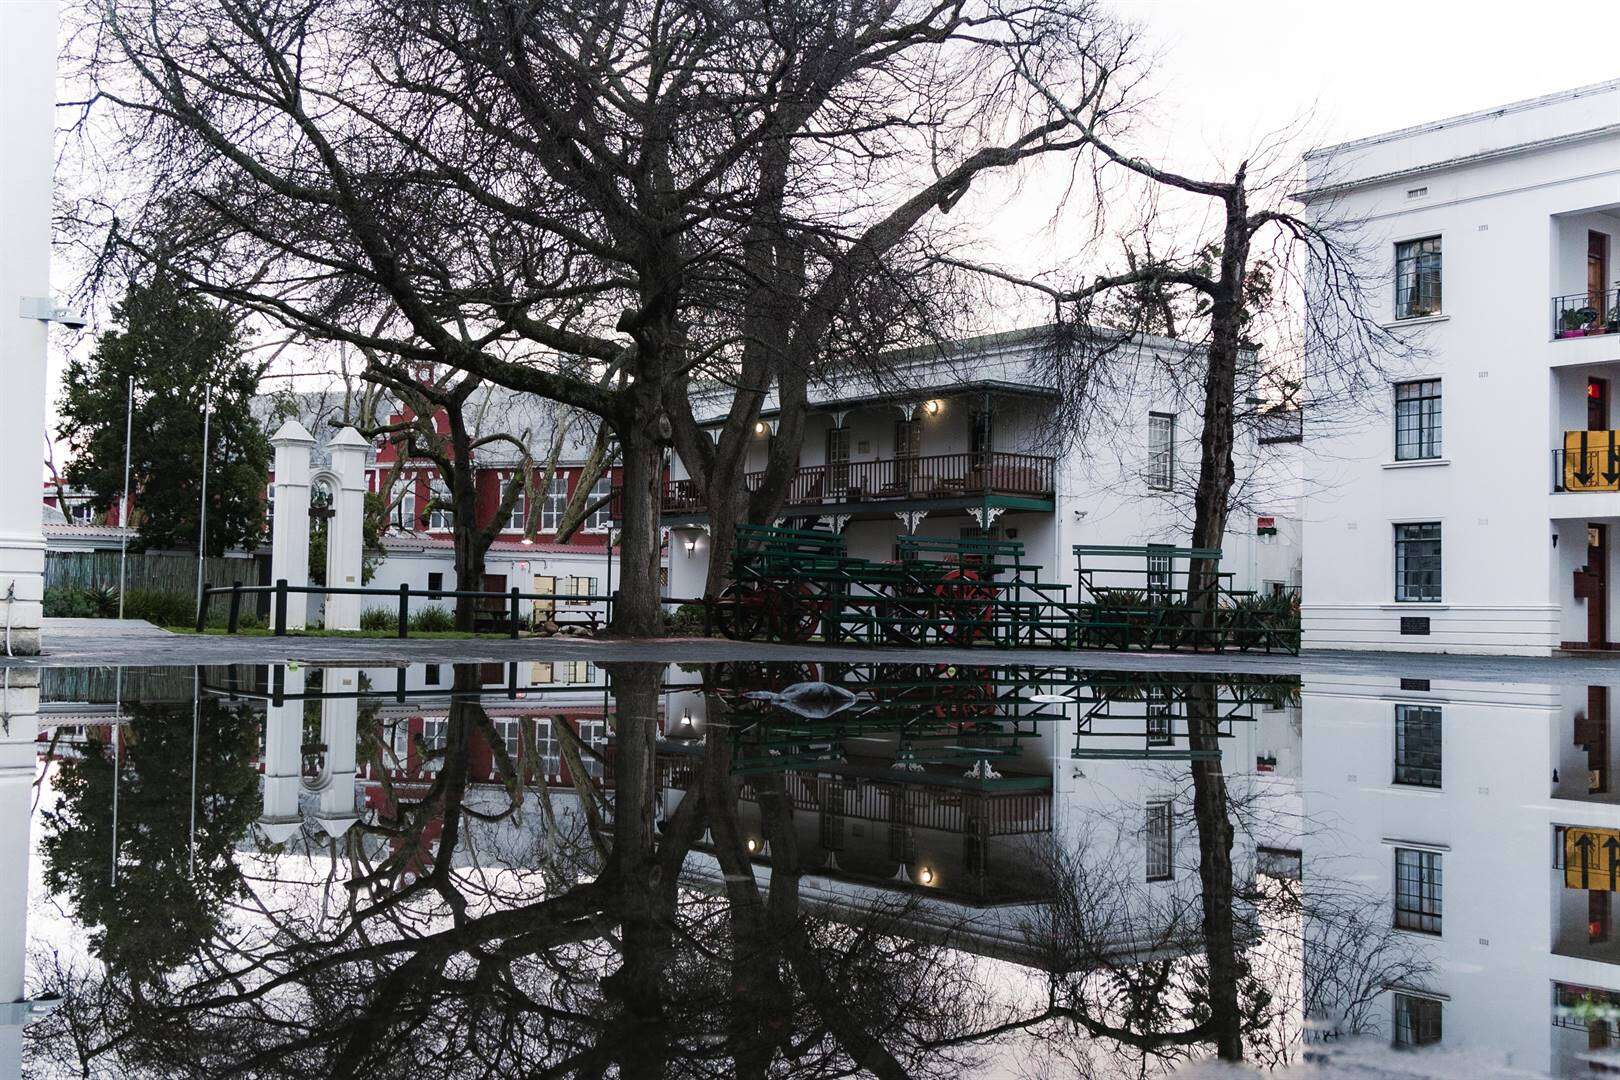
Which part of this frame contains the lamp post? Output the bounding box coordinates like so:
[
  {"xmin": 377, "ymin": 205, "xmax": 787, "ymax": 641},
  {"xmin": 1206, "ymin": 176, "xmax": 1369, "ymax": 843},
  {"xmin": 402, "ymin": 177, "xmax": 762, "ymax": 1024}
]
[
  {"xmin": 193, "ymin": 382, "xmax": 214, "ymax": 617},
  {"xmin": 117, "ymin": 375, "xmax": 133, "ymax": 619}
]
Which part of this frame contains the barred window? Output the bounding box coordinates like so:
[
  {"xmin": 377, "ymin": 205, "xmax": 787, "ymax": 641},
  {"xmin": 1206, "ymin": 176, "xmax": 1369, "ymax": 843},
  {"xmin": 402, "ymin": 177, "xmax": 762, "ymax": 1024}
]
[
  {"xmin": 1394, "ymin": 380, "xmax": 1442, "ymax": 460},
  {"xmin": 1394, "ymin": 523, "xmax": 1441, "ymax": 602},
  {"xmin": 1147, "ymin": 413, "xmax": 1175, "ymax": 490},
  {"xmin": 1392, "ymin": 992, "xmax": 1442, "ymax": 1047},
  {"xmin": 1394, "ymin": 704, "xmax": 1442, "ymax": 788},
  {"xmin": 1394, "ymin": 237, "xmax": 1442, "ymax": 319},
  {"xmin": 1394, "ymin": 848, "xmax": 1442, "ymax": 934},
  {"xmin": 1145, "ymin": 800, "xmax": 1173, "ymax": 881}
]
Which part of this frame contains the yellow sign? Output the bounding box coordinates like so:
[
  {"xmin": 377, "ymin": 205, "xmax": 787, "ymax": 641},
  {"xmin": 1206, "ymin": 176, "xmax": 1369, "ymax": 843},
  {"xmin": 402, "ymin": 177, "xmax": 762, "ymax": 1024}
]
[
  {"xmin": 1562, "ymin": 431, "xmax": 1620, "ymax": 493},
  {"xmin": 1563, "ymin": 827, "xmax": 1620, "ymax": 891}
]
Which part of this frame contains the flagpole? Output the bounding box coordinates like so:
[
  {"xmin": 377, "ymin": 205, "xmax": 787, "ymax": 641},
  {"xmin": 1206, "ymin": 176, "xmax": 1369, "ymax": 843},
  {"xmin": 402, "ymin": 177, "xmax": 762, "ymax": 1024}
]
[{"xmin": 117, "ymin": 375, "xmax": 133, "ymax": 619}]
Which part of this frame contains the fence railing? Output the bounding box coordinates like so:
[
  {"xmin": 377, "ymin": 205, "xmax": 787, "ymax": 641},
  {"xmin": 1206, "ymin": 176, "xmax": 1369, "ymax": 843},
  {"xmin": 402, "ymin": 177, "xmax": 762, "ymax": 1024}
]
[
  {"xmin": 1553, "ymin": 288, "xmax": 1620, "ymax": 338},
  {"xmin": 199, "ymin": 579, "xmax": 636, "ymax": 638},
  {"xmin": 1553, "ymin": 433, "xmax": 1620, "ymax": 492},
  {"xmin": 663, "ymin": 450, "xmax": 1055, "ymax": 512}
]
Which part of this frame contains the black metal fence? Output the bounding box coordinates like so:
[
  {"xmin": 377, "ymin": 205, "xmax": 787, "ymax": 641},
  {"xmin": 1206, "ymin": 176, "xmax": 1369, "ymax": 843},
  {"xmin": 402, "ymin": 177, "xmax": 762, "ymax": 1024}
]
[{"xmin": 1553, "ymin": 288, "xmax": 1620, "ymax": 339}]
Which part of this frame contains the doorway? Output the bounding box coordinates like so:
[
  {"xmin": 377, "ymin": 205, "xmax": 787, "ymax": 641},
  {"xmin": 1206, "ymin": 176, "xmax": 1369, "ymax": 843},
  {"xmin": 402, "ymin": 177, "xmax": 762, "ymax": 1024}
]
[
  {"xmin": 532, "ymin": 574, "xmax": 556, "ymax": 624},
  {"xmin": 1588, "ymin": 524, "xmax": 1609, "ymax": 648},
  {"xmin": 1591, "ymin": 377, "xmax": 1610, "ymax": 432},
  {"xmin": 1591, "ymin": 231, "xmax": 1611, "ymax": 320}
]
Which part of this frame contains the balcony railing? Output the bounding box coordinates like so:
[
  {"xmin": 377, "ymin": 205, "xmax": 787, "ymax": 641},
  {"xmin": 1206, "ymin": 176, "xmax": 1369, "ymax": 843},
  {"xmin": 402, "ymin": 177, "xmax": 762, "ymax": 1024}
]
[
  {"xmin": 1553, "ymin": 288, "xmax": 1620, "ymax": 339},
  {"xmin": 663, "ymin": 451, "xmax": 1055, "ymax": 513},
  {"xmin": 1554, "ymin": 430, "xmax": 1620, "ymax": 491}
]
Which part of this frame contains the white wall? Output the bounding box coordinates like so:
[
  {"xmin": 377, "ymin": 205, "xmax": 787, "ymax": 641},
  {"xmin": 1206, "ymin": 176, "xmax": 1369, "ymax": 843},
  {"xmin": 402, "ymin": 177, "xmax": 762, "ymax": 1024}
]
[{"xmin": 0, "ymin": 1, "xmax": 58, "ymax": 655}]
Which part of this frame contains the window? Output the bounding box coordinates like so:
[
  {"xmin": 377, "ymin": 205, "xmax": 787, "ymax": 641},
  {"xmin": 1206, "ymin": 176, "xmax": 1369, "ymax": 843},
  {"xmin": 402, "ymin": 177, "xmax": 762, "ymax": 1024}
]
[
  {"xmin": 826, "ymin": 427, "xmax": 851, "ymax": 490},
  {"xmin": 417, "ymin": 717, "xmax": 449, "ymax": 775},
  {"xmin": 1146, "ymin": 686, "xmax": 1173, "ymax": 746},
  {"xmin": 505, "ymin": 480, "xmax": 526, "ymax": 532},
  {"xmin": 66, "ymin": 499, "xmax": 95, "ymax": 525},
  {"xmin": 566, "ymin": 576, "xmax": 599, "ymax": 604},
  {"xmin": 1147, "ymin": 413, "xmax": 1175, "ymax": 490},
  {"xmin": 392, "ymin": 481, "xmax": 417, "ymax": 531},
  {"xmin": 530, "ymin": 661, "xmax": 553, "ymax": 684},
  {"xmin": 1394, "ymin": 704, "xmax": 1441, "ymax": 788},
  {"xmin": 1146, "ymin": 546, "xmax": 1173, "ymax": 599},
  {"xmin": 1394, "ymin": 848, "xmax": 1442, "ymax": 934},
  {"xmin": 427, "ymin": 478, "xmax": 453, "ymax": 530},
  {"xmin": 1392, "ymin": 992, "xmax": 1442, "ymax": 1048},
  {"xmin": 895, "ymin": 418, "xmax": 920, "ymax": 481},
  {"xmin": 1394, "ymin": 380, "xmax": 1442, "ymax": 461},
  {"xmin": 1145, "ymin": 800, "xmax": 1174, "ymax": 881},
  {"xmin": 1394, "ymin": 523, "xmax": 1441, "ymax": 602},
  {"xmin": 1394, "ymin": 236, "xmax": 1442, "ymax": 319},
  {"xmin": 585, "ymin": 477, "xmax": 613, "ymax": 532},
  {"xmin": 970, "ymin": 408, "xmax": 993, "ymax": 468},
  {"xmin": 427, "ymin": 572, "xmax": 444, "ymax": 594},
  {"xmin": 540, "ymin": 474, "xmax": 568, "ymax": 533},
  {"xmin": 424, "ymin": 663, "xmax": 441, "ymax": 686},
  {"xmin": 533, "ymin": 717, "xmax": 561, "ymax": 779}
]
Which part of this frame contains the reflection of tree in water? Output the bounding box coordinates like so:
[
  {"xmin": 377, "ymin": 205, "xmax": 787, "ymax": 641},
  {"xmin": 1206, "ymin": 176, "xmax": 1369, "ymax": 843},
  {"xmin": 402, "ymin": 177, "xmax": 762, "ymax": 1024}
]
[
  {"xmin": 25, "ymin": 663, "xmax": 1431, "ymax": 1076},
  {"xmin": 39, "ymin": 696, "xmax": 261, "ymax": 985}
]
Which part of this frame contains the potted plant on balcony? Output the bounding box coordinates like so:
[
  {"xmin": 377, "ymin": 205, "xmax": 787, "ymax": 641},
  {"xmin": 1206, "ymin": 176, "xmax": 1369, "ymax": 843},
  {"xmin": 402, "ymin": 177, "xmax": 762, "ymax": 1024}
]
[{"xmin": 1560, "ymin": 306, "xmax": 1600, "ymax": 338}]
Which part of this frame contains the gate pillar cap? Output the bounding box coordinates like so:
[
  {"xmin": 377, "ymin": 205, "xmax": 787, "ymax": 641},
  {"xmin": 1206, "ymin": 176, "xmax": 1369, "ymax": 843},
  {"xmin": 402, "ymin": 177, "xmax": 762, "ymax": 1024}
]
[
  {"xmin": 271, "ymin": 419, "xmax": 316, "ymax": 446},
  {"xmin": 328, "ymin": 426, "xmax": 368, "ymax": 450}
]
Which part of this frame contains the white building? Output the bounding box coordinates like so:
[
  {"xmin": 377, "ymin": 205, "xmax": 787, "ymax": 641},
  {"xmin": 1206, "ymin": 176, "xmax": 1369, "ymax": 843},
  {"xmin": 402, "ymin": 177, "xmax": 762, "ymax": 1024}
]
[
  {"xmin": 1302, "ymin": 673, "xmax": 1620, "ymax": 1072},
  {"xmin": 1300, "ymin": 80, "xmax": 1620, "ymax": 655},
  {"xmin": 666, "ymin": 327, "xmax": 1302, "ymax": 608}
]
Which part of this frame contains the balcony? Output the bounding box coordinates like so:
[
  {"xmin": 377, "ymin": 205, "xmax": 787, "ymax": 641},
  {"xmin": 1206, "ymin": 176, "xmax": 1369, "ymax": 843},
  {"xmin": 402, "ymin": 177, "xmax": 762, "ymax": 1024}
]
[
  {"xmin": 663, "ymin": 451, "xmax": 1056, "ymax": 516},
  {"xmin": 1553, "ymin": 288, "xmax": 1620, "ymax": 340},
  {"xmin": 1554, "ymin": 431, "xmax": 1620, "ymax": 492}
]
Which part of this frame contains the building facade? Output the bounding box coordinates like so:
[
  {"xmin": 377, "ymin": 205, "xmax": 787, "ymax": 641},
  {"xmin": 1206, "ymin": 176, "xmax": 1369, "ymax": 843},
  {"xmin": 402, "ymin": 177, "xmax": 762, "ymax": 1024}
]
[
  {"xmin": 666, "ymin": 327, "xmax": 1303, "ymax": 606},
  {"xmin": 1300, "ymin": 80, "xmax": 1620, "ymax": 654}
]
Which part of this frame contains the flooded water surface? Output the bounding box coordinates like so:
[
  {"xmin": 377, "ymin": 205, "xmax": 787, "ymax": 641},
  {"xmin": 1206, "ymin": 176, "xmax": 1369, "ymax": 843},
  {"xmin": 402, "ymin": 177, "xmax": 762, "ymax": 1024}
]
[{"xmin": 5, "ymin": 661, "xmax": 1616, "ymax": 1077}]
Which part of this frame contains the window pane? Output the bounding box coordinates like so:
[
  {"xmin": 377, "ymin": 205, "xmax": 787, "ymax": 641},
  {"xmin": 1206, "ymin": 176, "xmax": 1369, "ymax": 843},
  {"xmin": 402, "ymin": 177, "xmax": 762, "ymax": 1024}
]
[
  {"xmin": 1394, "ymin": 704, "xmax": 1442, "ymax": 787},
  {"xmin": 1394, "ymin": 522, "xmax": 1442, "ymax": 602},
  {"xmin": 1393, "ymin": 993, "xmax": 1442, "ymax": 1047},
  {"xmin": 1394, "ymin": 848, "xmax": 1442, "ymax": 934},
  {"xmin": 1147, "ymin": 414, "xmax": 1175, "ymax": 490},
  {"xmin": 1145, "ymin": 801, "xmax": 1173, "ymax": 881},
  {"xmin": 1395, "ymin": 237, "xmax": 1442, "ymax": 320},
  {"xmin": 1394, "ymin": 380, "xmax": 1442, "ymax": 460}
]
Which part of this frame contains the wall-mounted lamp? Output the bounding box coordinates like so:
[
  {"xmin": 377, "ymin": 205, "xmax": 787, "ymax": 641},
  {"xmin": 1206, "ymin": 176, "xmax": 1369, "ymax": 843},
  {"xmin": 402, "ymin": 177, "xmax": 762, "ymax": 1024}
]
[
  {"xmin": 680, "ymin": 711, "xmax": 694, "ymax": 727},
  {"xmin": 918, "ymin": 866, "xmax": 935, "ymax": 885},
  {"xmin": 754, "ymin": 421, "xmax": 768, "ymax": 435},
  {"xmin": 922, "ymin": 399, "xmax": 942, "ymax": 416},
  {"xmin": 745, "ymin": 838, "xmax": 759, "ymax": 853},
  {"xmin": 684, "ymin": 535, "xmax": 698, "ymax": 557}
]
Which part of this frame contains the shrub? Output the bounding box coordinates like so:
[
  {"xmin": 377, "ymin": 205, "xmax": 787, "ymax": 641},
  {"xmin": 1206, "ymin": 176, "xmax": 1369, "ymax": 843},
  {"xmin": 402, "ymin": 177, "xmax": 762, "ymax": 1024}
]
[
  {"xmin": 664, "ymin": 602, "xmax": 709, "ymax": 636},
  {"xmin": 43, "ymin": 586, "xmax": 96, "ymax": 619},
  {"xmin": 409, "ymin": 605, "xmax": 456, "ymax": 633},
  {"xmin": 122, "ymin": 588, "xmax": 197, "ymax": 628},
  {"xmin": 360, "ymin": 607, "xmax": 395, "ymax": 632}
]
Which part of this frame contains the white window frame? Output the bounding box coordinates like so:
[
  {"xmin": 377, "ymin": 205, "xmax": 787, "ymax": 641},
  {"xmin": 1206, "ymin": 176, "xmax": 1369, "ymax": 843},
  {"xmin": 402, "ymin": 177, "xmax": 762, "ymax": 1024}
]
[
  {"xmin": 584, "ymin": 476, "xmax": 613, "ymax": 532},
  {"xmin": 427, "ymin": 477, "xmax": 453, "ymax": 531},
  {"xmin": 540, "ymin": 474, "xmax": 568, "ymax": 533}
]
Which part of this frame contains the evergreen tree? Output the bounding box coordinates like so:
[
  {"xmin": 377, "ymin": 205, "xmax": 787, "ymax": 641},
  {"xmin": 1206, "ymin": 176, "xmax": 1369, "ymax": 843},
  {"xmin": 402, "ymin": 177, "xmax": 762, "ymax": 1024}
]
[
  {"xmin": 40, "ymin": 697, "xmax": 261, "ymax": 984},
  {"xmin": 58, "ymin": 278, "xmax": 270, "ymax": 554}
]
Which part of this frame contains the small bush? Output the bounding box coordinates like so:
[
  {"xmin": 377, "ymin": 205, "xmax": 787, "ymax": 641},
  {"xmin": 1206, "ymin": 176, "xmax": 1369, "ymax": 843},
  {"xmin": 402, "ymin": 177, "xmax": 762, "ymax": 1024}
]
[
  {"xmin": 43, "ymin": 586, "xmax": 96, "ymax": 619},
  {"xmin": 360, "ymin": 607, "xmax": 395, "ymax": 632},
  {"xmin": 122, "ymin": 588, "xmax": 197, "ymax": 628},
  {"xmin": 409, "ymin": 605, "xmax": 456, "ymax": 633},
  {"xmin": 664, "ymin": 602, "xmax": 709, "ymax": 636}
]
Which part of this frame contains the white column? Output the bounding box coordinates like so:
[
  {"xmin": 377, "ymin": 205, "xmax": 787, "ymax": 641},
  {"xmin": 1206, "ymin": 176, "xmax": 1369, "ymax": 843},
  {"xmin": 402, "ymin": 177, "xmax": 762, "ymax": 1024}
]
[
  {"xmin": 323, "ymin": 428, "xmax": 368, "ymax": 631},
  {"xmin": 270, "ymin": 421, "xmax": 316, "ymax": 630},
  {"xmin": 0, "ymin": 671, "xmax": 41, "ymax": 1070},
  {"xmin": 315, "ymin": 668, "xmax": 360, "ymax": 838},
  {"xmin": 257, "ymin": 664, "xmax": 304, "ymax": 845},
  {"xmin": 0, "ymin": 3, "xmax": 59, "ymax": 657}
]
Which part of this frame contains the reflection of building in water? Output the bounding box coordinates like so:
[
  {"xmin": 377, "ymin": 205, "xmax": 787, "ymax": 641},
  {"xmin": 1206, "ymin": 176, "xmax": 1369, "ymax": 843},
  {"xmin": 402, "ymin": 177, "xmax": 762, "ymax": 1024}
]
[
  {"xmin": 0, "ymin": 671, "xmax": 43, "ymax": 1073},
  {"xmin": 661, "ymin": 663, "xmax": 1298, "ymax": 966},
  {"xmin": 1303, "ymin": 675, "xmax": 1620, "ymax": 1073}
]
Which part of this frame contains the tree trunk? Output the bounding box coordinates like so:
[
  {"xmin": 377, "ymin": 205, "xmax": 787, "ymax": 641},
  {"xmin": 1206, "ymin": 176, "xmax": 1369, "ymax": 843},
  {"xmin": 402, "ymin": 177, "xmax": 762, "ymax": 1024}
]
[
  {"xmin": 1186, "ymin": 680, "xmax": 1244, "ymax": 1060},
  {"xmin": 613, "ymin": 423, "xmax": 666, "ymax": 636}
]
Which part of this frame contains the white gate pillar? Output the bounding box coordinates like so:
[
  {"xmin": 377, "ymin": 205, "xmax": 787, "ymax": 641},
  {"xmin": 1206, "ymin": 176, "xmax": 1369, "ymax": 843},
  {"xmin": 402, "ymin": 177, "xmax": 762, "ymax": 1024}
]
[
  {"xmin": 0, "ymin": 671, "xmax": 42, "ymax": 1068},
  {"xmin": 257, "ymin": 664, "xmax": 305, "ymax": 844},
  {"xmin": 270, "ymin": 421, "xmax": 316, "ymax": 630},
  {"xmin": 315, "ymin": 667, "xmax": 360, "ymax": 836},
  {"xmin": 323, "ymin": 428, "xmax": 368, "ymax": 631}
]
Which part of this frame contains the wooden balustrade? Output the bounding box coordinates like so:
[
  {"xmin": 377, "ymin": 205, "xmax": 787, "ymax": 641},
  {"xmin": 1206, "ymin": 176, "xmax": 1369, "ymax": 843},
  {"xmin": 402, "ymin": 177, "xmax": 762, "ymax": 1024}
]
[{"xmin": 662, "ymin": 450, "xmax": 1054, "ymax": 511}]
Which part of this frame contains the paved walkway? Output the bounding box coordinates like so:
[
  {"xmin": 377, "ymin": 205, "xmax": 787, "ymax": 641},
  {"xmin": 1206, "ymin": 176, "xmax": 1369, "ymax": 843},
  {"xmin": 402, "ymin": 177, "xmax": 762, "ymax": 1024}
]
[{"xmin": 8, "ymin": 618, "xmax": 1620, "ymax": 683}]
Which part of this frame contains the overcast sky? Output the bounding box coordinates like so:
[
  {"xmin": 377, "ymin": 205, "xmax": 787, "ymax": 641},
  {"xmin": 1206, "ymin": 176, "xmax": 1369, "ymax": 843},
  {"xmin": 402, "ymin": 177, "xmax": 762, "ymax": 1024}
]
[{"xmin": 43, "ymin": 1, "xmax": 1620, "ymax": 454}]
